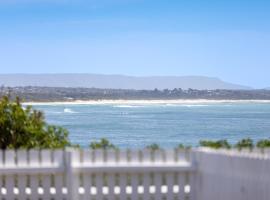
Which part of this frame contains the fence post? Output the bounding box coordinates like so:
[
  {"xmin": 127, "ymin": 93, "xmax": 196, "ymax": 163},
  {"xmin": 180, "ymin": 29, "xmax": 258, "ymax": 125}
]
[{"xmin": 65, "ymin": 149, "xmax": 80, "ymax": 200}]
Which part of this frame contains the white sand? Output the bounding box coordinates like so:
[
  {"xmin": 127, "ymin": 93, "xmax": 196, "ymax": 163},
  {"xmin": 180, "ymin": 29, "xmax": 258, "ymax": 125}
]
[{"xmin": 23, "ymin": 99, "xmax": 270, "ymax": 106}]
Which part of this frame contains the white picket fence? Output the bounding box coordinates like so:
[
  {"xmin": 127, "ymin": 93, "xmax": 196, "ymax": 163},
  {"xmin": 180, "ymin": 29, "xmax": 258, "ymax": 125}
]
[
  {"xmin": 0, "ymin": 149, "xmax": 195, "ymax": 200},
  {"xmin": 0, "ymin": 148, "xmax": 269, "ymax": 200}
]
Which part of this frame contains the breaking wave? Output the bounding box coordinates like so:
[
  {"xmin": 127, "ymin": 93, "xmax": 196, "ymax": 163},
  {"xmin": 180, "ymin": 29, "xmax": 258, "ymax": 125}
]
[{"xmin": 64, "ymin": 108, "xmax": 77, "ymax": 113}]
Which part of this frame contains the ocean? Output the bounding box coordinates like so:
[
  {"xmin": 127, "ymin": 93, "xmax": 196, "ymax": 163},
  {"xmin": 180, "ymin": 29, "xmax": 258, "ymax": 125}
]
[{"xmin": 32, "ymin": 102, "xmax": 270, "ymax": 148}]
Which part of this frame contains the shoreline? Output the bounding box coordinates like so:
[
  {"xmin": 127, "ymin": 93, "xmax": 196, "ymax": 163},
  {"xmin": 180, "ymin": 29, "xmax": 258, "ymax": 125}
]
[{"xmin": 23, "ymin": 99, "xmax": 270, "ymax": 105}]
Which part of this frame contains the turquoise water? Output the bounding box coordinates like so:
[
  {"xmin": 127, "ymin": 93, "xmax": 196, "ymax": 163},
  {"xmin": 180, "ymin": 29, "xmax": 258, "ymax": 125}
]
[{"xmin": 33, "ymin": 103, "xmax": 270, "ymax": 148}]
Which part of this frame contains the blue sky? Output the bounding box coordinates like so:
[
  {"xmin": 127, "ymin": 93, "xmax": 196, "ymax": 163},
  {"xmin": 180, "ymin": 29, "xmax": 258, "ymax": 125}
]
[{"xmin": 0, "ymin": 0, "xmax": 269, "ymax": 88}]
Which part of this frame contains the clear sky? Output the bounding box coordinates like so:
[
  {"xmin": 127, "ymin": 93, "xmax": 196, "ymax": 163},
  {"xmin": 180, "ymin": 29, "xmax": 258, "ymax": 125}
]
[{"xmin": 0, "ymin": 0, "xmax": 269, "ymax": 88}]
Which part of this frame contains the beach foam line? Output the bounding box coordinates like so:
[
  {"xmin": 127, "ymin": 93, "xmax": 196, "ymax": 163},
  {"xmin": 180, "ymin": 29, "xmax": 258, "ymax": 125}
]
[
  {"xmin": 22, "ymin": 99, "xmax": 270, "ymax": 106},
  {"xmin": 113, "ymin": 105, "xmax": 144, "ymax": 108}
]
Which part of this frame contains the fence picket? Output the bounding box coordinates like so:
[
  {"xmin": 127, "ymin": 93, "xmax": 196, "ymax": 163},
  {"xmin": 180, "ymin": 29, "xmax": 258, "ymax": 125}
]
[
  {"xmin": 5, "ymin": 150, "xmax": 16, "ymax": 200},
  {"xmin": 29, "ymin": 150, "xmax": 40, "ymax": 200},
  {"xmin": 164, "ymin": 150, "xmax": 176, "ymax": 200},
  {"xmin": 117, "ymin": 149, "xmax": 128, "ymax": 200},
  {"xmin": 119, "ymin": 173, "xmax": 127, "ymax": 200},
  {"xmin": 106, "ymin": 150, "xmax": 117, "ymax": 200},
  {"xmin": 154, "ymin": 173, "xmax": 162, "ymax": 200},
  {"xmin": 94, "ymin": 150, "xmax": 104, "ymax": 200},
  {"xmin": 40, "ymin": 150, "xmax": 52, "ymax": 200},
  {"xmin": 142, "ymin": 149, "xmax": 152, "ymax": 200},
  {"xmin": 82, "ymin": 150, "xmax": 93, "ymax": 200},
  {"xmin": 53, "ymin": 150, "xmax": 64, "ymax": 200},
  {"xmin": 17, "ymin": 150, "xmax": 28, "ymax": 200},
  {"xmin": 69, "ymin": 150, "xmax": 81, "ymax": 200},
  {"xmin": 95, "ymin": 173, "xmax": 104, "ymax": 200},
  {"xmin": 177, "ymin": 172, "xmax": 185, "ymax": 200},
  {"xmin": 107, "ymin": 173, "xmax": 116, "ymax": 200},
  {"xmin": 154, "ymin": 150, "xmax": 164, "ymax": 200},
  {"xmin": 165, "ymin": 173, "xmax": 175, "ymax": 200},
  {"xmin": 130, "ymin": 150, "xmax": 140, "ymax": 200},
  {"xmin": 130, "ymin": 173, "xmax": 139, "ymax": 200}
]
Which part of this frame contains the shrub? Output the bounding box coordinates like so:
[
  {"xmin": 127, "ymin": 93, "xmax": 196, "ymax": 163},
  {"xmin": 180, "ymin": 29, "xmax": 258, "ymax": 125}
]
[
  {"xmin": 146, "ymin": 143, "xmax": 161, "ymax": 150},
  {"xmin": 235, "ymin": 138, "xmax": 254, "ymax": 149},
  {"xmin": 256, "ymin": 139, "xmax": 270, "ymax": 148},
  {"xmin": 0, "ymin": 96, "xmax": 70, "ymax": 149},
  {"xmin": 89, "ymin": 138, "xmax": 117, "ymax": 150},
  {"xmin": 199, "ymin": 139, "xmax": 231, "ymax": 149},
  {"xmin": 177, "ymin": 143, "xmax": 191, "ymax": 149}
]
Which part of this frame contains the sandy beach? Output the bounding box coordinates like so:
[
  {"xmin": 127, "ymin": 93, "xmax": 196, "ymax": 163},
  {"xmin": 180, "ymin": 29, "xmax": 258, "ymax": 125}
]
[{"xmin": 23, "ymin": 99, "xmax": 270, "ymax": 106}]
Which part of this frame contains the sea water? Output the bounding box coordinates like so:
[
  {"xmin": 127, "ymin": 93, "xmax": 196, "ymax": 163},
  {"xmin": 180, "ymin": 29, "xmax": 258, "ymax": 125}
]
[{"xmin": 32, "ymin": 102, "xmax": 270, "ymax": 148}]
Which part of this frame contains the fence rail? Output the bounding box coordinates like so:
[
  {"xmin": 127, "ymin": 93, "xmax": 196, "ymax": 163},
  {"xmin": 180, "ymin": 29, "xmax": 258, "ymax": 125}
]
[{"xmin": 0, "ymin": 148, "xmax": 269, "ymax": 200}]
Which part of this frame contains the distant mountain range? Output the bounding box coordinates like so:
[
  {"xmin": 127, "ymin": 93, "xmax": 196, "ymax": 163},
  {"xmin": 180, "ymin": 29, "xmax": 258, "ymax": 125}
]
[{"xmin": 0, "ymin": 74, "xmax": 251, "ymax": 90}]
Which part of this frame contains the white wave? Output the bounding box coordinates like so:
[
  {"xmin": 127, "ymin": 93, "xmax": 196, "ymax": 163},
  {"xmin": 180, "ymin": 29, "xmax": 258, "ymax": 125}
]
[
  {"xmin": 113, "ymin": 105, "xmax": 143, "ymax": 108},
  {"xmin": 183, "ymin": 104, "xmax": 209, "ymax": 107},
  {"xmin": 23, "ymin": 99, "xmax": 270, "ymax": 106},
  {"xmin": 114, "ymin": 104, "xmax": 209, "ymax": 108},
  {"xmin": 64, "ymin": 108, "xmax": 76, "ymax": 113},
  {"xmin": 162, "ymin": 104, "xmax": 180, "ymax": 107},
  {"xmin": 159, "ymin": 104, "xmax": 209, "ymax": 107}
]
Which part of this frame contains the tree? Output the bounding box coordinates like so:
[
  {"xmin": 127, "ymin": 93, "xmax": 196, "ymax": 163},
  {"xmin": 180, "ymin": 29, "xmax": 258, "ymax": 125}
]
[
  {"xmin": 89, "ymin": 138, "xmax": 117, "ymax": 150},
  {"xmin": 0, "ymin": 96, "xmax": 70, "ymax": 149},
  {"xmin": 199, "ymin": 139, "xmax": 231, "ymax": 149}
]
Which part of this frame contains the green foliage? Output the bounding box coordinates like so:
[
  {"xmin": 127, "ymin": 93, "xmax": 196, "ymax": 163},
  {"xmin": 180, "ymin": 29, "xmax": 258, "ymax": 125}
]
[
  {"xmin": 177, "ymin": 143, "xmax": 191, "ymax": 149},
  {"xmin": 146, "ymin": 143, "xmax": 161, "ymax": 150},
  {"xmin": 235, "ymin": 138, "xmax": 254, "ymax": 149},
  {"xmin": 256, "ymin": 139, "xmax": 270, "ymax": 148},
  {"xmin": 0, "ymin": 96, "xmax": 70, "ymax": 149},
  {"xmin": 89, "ymin": 138, "xmax": 117, "ymax": 150},
  {"xmin": 199, "ymin": 139, "xmax": 231, "ymax": 149},
  {"xmin": 178, "ymin": 143, "xmax": 185, "ymax": 149}
]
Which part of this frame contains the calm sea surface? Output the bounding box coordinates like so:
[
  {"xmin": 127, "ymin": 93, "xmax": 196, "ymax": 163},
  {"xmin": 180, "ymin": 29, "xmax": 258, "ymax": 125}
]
[{"xmin": 32, "ymin": 103, "xmax": 270, "ymax": 148}]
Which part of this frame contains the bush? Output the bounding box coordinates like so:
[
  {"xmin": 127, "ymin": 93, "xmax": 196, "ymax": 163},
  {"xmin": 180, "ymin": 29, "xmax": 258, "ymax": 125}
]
[
  {"xmin": 177, "ymin": 143, "xmax": 191, "ymax": 149},
  {"xmin": 199, "ymin": 139, "xmax": 231, "ymax": 149},
  {"xmin": 146, "ymin": 143, "xmax": 161, "ymax": 150},
  {"xmin": 256, "ymin": 139, "xmax": 270, "ymax": 148},
  {"xmin": 235, "ymin": 138, "xmax": 254, "ymax": 149},
  {"xmin": 0, "ymin": 96, "xmax": 70, "ymax": 149},
  {"xmin": 89, "ymin": 138, "xmax": 117, "ymax": 150}
]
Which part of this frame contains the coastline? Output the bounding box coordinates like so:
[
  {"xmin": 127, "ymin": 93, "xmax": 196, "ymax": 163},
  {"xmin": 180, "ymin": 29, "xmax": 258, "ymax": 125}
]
[{"xmin": 23, "ymin": 99, "xmax": 270, "ymax": 106}]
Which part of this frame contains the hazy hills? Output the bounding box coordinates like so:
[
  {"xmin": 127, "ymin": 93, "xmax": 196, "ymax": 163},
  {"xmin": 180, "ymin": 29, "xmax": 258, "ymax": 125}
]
[{"xmin": 0, "ymin": 74, "xmax": 251, "ymax": 90}]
